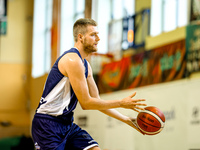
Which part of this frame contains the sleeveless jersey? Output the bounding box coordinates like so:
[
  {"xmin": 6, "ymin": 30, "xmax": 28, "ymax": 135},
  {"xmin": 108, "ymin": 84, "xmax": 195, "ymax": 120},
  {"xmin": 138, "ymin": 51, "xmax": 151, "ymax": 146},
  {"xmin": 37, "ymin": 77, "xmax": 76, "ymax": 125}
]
[{"xmin": 35, "ymin": 48, "xmax": 88, "ymax": 122}]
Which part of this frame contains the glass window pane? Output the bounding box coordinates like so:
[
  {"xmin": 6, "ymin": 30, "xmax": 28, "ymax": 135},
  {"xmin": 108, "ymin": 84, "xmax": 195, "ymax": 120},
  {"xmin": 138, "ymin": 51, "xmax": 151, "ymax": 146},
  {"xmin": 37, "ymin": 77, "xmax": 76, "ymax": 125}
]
[
  {"xmin": 32, "ymin": 0, "xmax": 46, "ymax": 78},
  {"xmin": 177, "ymin": 0, "xmax": 187, "ymax": 27},
  {"xmin": 75, "ymin": 13, "xmax": 84, "ymax": 21},
  {"xmin": 94, "ymin": 0, "xmax": 111, "ymax": 54},
  {"xmin": 163, "ymin": 0, "xmax": 177, "ymax": 32},
  {"xmin": 150, "ymin": 0, "xmax": 162, "ymax": 36},
  {"xmin": 32, "ymin": 0, "xmax": 52, "ymax": 78},
  {"xmin": 45, "ymin": 0, "xmax": 53, "ymax": 72},
  {"xmin": 112, "ymin": 0, "xmax": 123, "ymax": 19},
  {"xmin": 124, "ymin": 0, "xmax": 135, "ymax": 16},
  {"xmin": 60, "ymin": 0, "xmax": 74, "ymax": 54},
  {"xmin": 76, "ymin": 0, "xmax": 85, "ymax": 13}
]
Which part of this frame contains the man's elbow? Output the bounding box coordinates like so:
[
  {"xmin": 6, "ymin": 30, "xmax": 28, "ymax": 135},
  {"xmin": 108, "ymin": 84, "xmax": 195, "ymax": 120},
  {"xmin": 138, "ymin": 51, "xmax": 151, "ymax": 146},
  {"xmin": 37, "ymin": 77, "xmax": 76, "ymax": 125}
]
[
  {"xmin": 78, "ymin": 97, "xmax": 94, "ymax": 110},
  {"xmin": 80, "ymin": 102, "xmax": 91, "ymax": 110},
  {"xmin": 80, "ymin": 104, "xmax": 88, "ymax": 110}
]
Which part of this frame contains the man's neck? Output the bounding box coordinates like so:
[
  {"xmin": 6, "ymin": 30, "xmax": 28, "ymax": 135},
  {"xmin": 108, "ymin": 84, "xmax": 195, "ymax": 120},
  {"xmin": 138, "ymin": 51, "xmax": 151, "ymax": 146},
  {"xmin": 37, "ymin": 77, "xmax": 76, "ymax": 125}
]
[{"xmin": 74, "ymin": 44, "xmax": 89, "ymax": 60}]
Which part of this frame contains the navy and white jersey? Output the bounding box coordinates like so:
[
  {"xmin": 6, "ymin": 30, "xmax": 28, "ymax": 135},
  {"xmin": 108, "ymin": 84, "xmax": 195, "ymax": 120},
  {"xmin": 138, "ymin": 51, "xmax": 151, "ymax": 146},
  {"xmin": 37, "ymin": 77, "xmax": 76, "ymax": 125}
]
[{"xmin": 36, "ymin": 48, "xmax": 88, "ymax": 122}]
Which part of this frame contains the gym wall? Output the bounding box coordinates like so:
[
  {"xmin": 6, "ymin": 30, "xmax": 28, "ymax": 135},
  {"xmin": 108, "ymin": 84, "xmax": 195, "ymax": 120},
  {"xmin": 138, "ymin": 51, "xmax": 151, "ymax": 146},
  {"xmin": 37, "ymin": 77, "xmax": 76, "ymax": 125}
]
[
  {"xmin": 74, "ymin": 78, "xmax": 200, "ymax": 150},
  {"xmin": 0, "ymin": 0, "xmax": 33, "ymax": 138}
]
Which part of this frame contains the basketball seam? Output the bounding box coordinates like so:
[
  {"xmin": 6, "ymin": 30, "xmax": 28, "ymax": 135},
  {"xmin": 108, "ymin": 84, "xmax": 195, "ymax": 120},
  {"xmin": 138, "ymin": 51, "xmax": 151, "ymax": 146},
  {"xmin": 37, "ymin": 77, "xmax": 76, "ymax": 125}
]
[
  {"xmin": 143, "ymin": 110, "xmax": 165, "ymax": 128},
  {"xmin": 137, "ymin": 116, "xmax": 164, "ymax": 135},
  {"xmin": 138, "ymin": 117, "xmax": 162, "ymax": 128},
  {"xmin": 137, "ymin": 110, "xmax": 165, "ymax": 135}
]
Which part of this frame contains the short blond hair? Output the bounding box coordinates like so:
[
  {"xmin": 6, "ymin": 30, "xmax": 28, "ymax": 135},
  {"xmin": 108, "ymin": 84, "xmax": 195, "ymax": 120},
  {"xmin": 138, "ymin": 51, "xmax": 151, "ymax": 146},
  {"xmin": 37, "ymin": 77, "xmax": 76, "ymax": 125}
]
[{"xmin": 73, "ymin": 18, "xmax": 97, "ymax": 42}]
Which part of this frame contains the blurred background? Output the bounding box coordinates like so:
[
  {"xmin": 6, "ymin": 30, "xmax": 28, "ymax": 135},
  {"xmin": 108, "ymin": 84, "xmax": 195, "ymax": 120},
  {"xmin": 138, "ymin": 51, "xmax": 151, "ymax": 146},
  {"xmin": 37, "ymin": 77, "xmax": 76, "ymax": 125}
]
[{"xmin": 0, "ymin": 0, "xmax": 200, "ymax": 149}]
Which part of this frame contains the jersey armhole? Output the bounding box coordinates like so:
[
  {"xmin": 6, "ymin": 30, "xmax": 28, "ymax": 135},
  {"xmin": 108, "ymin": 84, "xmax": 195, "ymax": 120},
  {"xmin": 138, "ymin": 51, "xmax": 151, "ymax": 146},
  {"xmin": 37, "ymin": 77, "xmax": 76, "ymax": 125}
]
[{"xmin": 84, "ymin": 59, "xmax": 88, "ymax": 78}]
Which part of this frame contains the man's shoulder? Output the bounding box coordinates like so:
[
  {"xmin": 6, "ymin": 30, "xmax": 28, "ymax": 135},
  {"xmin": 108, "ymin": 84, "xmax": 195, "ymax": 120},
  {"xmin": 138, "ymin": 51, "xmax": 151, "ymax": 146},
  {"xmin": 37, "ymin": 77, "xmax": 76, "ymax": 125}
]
[{"xmin": 61, "ymin": 53, "xmax": 82, "ymax": 65}]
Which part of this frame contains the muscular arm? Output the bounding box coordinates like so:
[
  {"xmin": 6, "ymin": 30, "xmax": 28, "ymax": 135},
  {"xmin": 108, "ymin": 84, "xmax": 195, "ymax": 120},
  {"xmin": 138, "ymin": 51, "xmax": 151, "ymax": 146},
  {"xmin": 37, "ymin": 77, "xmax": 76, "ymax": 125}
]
[
  {"xmin": 86, "ymin": 61, "xmax": 145, "ymax": 134},
  {"xmin": 58, "ymin": 53, "xmax": 146, "ymax": 111},
  {"xmin": 85, "ymin": 61, "xmax": 128, "ymax": 121}
]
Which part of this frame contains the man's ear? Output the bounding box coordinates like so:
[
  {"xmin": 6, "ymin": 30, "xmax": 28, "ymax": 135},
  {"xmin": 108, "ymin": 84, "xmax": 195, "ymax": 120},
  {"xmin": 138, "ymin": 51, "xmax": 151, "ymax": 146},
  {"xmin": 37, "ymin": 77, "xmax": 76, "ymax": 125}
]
[{"xmin": 78, "ymin": 33, "xmax": 83, "ymax": 42}]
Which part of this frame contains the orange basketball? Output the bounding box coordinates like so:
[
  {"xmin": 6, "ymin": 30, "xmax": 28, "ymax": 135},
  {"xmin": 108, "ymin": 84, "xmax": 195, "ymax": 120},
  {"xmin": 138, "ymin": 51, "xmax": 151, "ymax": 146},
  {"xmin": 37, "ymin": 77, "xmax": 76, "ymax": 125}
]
[{"xmin": 136, "ymin": 106, "xmax": 165, "ymax": 135}]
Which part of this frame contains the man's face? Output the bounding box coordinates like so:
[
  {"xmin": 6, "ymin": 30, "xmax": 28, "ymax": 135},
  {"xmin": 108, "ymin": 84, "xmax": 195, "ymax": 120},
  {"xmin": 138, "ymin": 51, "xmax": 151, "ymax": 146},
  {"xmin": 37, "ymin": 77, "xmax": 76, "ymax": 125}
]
[{"xmin": 82, "ymin": 25, "xmax": 100, "ymax": 54}]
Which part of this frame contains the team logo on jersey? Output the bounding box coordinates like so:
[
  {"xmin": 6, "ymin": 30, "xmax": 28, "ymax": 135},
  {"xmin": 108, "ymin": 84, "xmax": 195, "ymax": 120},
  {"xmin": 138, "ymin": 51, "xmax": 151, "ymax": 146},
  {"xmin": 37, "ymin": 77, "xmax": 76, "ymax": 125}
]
[
  {"xmin": 36, "ymin": 97, "xmax": 47, "ymax": 110},
  {"xmin": 35, "ymin": 142, "xmax": 40, "ymax": 150},
  {"xmin": 40, "ymin": 97, "xmax": 47, "ymax": 104}
]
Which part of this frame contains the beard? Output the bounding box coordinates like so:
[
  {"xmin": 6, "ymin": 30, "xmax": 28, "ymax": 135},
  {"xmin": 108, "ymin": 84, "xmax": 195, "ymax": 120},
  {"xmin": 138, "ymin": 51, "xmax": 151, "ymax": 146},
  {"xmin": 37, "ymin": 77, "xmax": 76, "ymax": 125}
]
[{"xmin": 82, "ymin": 39, "xmax": 98, "ymax": 54}]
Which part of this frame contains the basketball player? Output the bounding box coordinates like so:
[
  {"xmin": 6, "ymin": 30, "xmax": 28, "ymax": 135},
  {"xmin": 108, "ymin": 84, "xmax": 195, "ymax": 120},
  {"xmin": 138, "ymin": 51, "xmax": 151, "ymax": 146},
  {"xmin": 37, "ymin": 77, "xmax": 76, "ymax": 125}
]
[{"xmin": 31, "ymin": 18, "xmax": 146, "ymax": 150}]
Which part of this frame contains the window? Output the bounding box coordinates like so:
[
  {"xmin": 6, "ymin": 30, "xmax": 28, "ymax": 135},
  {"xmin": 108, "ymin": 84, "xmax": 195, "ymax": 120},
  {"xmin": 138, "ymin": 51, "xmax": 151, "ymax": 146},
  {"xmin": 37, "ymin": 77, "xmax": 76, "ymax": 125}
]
[
  {"xmin": 92, "ymin": 0, "xmax": 135, "ymax": 54},
  {"xmin": 60, "ymin": 0, "xmax": 74, "ymax": 54},
  {"xmin": 150, "ymin": 0, "xmax": 188, "ymax": 37},
  {"xmin": 163, "ymin": 0, "xmax": 177, "ymax": 32},
  {"xmin": 177, "ymin": 0, "xmax": 187, "ymax": 26},
  {"xmin": 74, "ymin": 0, "xmax": 85, "ymax": 20},
  {"xmin": 32, "ymin": 0, "xmax": 53, "ymax": 78},
  {"xmin": 123, "ymin": 0, "xmax": 135, "ymax": 17},
  {"xmin": 60, "ymin": 0, "xmax": 85, "ymax": 54}
]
